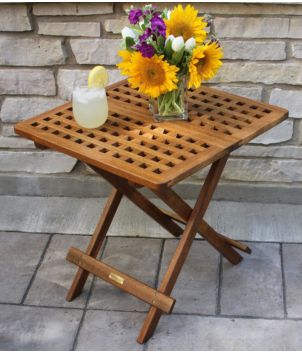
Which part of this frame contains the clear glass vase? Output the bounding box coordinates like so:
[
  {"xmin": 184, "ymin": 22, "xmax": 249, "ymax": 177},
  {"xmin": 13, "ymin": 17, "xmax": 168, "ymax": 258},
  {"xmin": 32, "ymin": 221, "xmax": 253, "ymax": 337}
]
[{"xmin": 150, "ymin": 76, "xmax": 188, "ymax": 122}]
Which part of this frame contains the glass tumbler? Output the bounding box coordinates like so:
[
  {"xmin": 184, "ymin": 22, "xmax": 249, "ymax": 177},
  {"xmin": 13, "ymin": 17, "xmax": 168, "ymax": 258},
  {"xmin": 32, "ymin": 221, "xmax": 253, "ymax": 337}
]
[{"xmin": 72, "ymin": 86, "xmax": 108, "ymax": 129}]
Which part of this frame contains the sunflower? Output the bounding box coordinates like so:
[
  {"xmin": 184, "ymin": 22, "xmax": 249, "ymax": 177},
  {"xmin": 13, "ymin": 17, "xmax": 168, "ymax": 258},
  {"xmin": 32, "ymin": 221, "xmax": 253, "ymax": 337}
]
[
  {"xmin": 165, "ymin": 5, "xmax": 207, "ymax": 44},
  {"xmin": 188, "ymin": 42, "xmax": 223, "ymax": 89},
  {"xmin": 117, "ymin": 50, "xmax": 133, "ymax": 75},
  {"xmin": 125, "ymin": 52, "xmax": 179, "ymax": 98}
]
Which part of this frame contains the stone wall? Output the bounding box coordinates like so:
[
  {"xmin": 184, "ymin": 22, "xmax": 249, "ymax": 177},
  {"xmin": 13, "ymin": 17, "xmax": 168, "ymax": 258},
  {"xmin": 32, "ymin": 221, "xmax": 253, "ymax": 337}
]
[{"xmin": 0, "ymin": 3, "xmax": 302, "ymax": 200}]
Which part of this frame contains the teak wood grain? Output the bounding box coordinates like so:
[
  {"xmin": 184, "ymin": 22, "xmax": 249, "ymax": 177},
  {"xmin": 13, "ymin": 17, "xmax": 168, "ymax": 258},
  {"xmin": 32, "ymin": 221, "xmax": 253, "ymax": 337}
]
[
  {"xmin": 14, "ymin": 79, "xmax": 288, "ymax": 191},
  {"xmin": 67, "ymin": 247, "xmax": 175, "ymax": 314},
  {"xmin": 14, "ymin": 79, "xmax": 289, "ymax": 344}
]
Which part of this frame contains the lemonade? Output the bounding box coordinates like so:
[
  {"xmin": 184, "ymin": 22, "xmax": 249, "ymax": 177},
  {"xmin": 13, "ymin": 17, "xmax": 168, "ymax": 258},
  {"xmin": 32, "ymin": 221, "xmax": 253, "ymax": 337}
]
[
  {"xmin": 72, "ymin": 66, "xmax": 109, "ymax": 129},
  {"xmin": 73, "ymin": 87, "xmax": 108, "ymax": 129}
]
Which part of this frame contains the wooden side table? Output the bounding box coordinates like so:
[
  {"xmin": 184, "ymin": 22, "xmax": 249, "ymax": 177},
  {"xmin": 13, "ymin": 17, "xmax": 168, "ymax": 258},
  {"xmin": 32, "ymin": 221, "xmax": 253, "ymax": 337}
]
[{"xmin": 15, "ymin": 79, "xmax": 288, "ymax": 343}]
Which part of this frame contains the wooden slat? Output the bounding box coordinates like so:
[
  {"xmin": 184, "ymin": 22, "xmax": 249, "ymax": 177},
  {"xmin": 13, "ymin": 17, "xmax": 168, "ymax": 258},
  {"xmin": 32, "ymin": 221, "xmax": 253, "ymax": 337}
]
[{"xmin": 67, "ymin": 247, "xmax": 176, "ymax": 314}]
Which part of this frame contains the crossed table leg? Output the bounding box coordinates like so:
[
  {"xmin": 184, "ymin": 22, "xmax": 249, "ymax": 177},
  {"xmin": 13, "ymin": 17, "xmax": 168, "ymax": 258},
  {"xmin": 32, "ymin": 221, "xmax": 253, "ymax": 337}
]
[{"xmin": 66, "ymin": 153, "xmax": 251, "ymax": 343}]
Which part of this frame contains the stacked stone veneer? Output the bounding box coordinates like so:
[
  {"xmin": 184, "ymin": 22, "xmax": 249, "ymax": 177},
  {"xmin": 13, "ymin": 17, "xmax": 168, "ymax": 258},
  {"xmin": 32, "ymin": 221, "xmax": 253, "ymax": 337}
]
[{"xmin": 0, "ymin": 3, "xmax": 302, "ymax": 197}]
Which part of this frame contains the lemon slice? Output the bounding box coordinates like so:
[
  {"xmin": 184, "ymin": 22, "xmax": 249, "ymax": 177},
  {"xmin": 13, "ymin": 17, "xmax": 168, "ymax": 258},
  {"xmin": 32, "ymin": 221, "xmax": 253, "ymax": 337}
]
[{"xmin": 88, "ymin": 66, "xmax": 109, "ymax": 89}]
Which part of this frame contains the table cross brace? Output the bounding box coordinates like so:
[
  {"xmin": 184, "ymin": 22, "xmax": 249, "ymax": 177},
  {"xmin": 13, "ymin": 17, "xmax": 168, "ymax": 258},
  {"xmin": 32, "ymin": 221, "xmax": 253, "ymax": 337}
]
[{"xmin": 66, "ymin": 153, "xmax": 251, "ymax": 343}]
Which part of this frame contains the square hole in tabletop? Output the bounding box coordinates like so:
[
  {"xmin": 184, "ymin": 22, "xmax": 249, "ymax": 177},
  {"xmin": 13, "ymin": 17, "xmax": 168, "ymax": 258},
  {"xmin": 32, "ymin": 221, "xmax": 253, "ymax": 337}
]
[
  {"xmin": 166, "ymin": 161, "xmax": 175, "ymax": 167},
  {"xmin": 153, "ymin": 168, "xmax": 162, "ymax": 174},
  {"xmin": 254, "ymin": 114, "xmax": 263, "ymax": 119},
  {"xmin": 134, "ymin": 120, "xmax": 144, "ymax": 126},
  {"xmin": 139, "ymin": 163, "xmax": 148, "ymax": 169},
  {"xmin": 150, "ymin": 145, "xmax": 159, "ymax": 151},
  {"xmin": 100, "ymin": 147, "xmax": 109, "ymax": 153},
  {"xmin": 189, "ymin": 149, "xmax": 198, "ymax": 155},
  {"xmin": 186, "ymin": 137, "xmax": 196, "ymax": 143}
]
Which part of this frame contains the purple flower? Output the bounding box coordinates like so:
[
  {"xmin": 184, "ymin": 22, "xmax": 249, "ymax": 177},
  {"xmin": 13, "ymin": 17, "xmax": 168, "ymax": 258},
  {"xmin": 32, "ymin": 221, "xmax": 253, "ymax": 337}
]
[
  {"xmin": 151, "ymin": 15, "xmax": 166, "ymax": 37},
  {"xmin": 128, "ymin": 8, "xmax": 142, "ymax": 25},
  {"xmin": 139, "ymin": 27, "xmax": 152, "ymax": 42},
  {"xmin": 136, "ymin": 42, "xmax": 155, "ymax": 58}
]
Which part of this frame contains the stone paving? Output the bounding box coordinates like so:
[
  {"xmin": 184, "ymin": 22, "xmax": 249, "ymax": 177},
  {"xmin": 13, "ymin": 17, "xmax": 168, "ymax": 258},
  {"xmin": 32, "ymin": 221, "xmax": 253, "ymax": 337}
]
[{"xmin": 1, "ymin": 231, "xmax": 302, "ymax": 350}]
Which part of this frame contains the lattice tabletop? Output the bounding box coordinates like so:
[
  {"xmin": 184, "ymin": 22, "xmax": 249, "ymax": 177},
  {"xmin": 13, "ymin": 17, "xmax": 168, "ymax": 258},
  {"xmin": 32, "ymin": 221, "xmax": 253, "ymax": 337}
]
[{"xmin": 15, "ymin": 79, "xmax": 288, "ymax": 189}]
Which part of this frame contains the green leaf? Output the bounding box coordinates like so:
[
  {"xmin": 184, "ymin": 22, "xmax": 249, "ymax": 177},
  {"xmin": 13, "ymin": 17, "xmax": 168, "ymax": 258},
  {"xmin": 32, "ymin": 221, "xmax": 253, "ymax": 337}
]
[
  {"xmin": 164, "ymin": 39, "xmax": 173, "ymax": 59},
  {"xmin": 171, "ymin": 47, "xmax": 185, "ymax": 65},
  {"xmin": 157, "ymin": 36, "xmax": 165, "ymax": 51},
  {"xmin": 125, "ymin": 37, "xmax": 135, "ymax": 51}
]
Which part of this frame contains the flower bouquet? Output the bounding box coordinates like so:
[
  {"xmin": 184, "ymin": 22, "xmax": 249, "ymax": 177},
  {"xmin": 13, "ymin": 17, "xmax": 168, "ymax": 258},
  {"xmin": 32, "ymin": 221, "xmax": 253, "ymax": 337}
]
[{"xmin": 117, "ymin": 4, "xmax": 223, "ymax": 121}]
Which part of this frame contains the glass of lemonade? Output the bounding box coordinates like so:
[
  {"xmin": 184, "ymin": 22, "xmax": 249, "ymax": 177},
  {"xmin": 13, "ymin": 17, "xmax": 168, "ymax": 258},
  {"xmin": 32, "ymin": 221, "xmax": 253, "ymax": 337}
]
[{"xmin": 72, "ymin": 86, "xmax": 108, "ymax": 129}]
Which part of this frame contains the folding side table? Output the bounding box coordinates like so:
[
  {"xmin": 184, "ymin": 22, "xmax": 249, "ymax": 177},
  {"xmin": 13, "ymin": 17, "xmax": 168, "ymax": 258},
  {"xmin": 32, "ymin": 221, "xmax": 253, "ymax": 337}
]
[{"xmin": 15, "ymin": 79, "xmax": 288, "ymax": 343}]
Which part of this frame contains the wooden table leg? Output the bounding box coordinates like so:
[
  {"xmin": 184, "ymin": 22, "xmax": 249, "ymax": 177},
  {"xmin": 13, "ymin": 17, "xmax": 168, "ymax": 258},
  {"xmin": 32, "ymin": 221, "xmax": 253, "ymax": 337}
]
[
  {"xmin": 159, "ymin": 208, "xmax": 251, "ymax": 255},
  {"xmin": 137, "ymin": 155, "xmax": 229, "ymax": 344},
  {"xmin": 152, "ymin": 183, "xmax": 249, "ymax": 264},
  {"xmin": 88, "ymin": 165, "xmax": 183, "ymax": 238},
  {"xmin": 66, "ymin": 188, "xmax": 123, "ymax": 301}
]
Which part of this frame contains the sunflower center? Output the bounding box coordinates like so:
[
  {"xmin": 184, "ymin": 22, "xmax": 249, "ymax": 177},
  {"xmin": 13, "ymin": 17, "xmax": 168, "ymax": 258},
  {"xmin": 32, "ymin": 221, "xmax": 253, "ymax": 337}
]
[
  {"xmin": 146, "ymin": 65, "xmax": 165, "ymax": 85},
  {"xmin": 196, "ymin": 58, "xmax": 205, "ymax": 73},
  {"xmin": 170, "ymin": 24, "xmax": 193, "ymax": 41}
]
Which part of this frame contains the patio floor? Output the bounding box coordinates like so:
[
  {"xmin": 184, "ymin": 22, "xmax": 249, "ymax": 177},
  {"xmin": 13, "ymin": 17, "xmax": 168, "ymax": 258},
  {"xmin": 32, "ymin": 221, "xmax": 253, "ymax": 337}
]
[{"xmin": 0, "ymin": 197, "xmax": 302, "ymax": 350}]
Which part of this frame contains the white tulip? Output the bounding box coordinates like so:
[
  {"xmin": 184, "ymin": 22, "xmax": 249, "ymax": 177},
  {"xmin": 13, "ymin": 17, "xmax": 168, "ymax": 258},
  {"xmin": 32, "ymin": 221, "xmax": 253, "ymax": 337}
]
[
  {"xmin": 185, "ymin": 37, "xmax": 196, "ymax": 52},
  {"xmin": 165, "ymin": 34, "xmax": 175, "ymax": 46},
  {"xmin": 172, "ymin": 36, "xmax": 185, "ymax": 52},
  {"xmin": 121, "ymin": 26, "xmax": 136, "ymax": 39},
  {"xmin": 166, "ymin": 10, "xmax": 171, "ymax": 19}
]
